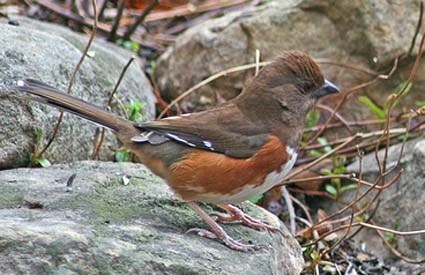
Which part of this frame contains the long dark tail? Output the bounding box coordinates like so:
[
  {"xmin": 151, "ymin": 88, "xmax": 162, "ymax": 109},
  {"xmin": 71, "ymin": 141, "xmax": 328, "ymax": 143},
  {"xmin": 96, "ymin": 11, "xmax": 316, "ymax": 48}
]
[{"xmin": 17, "ymin": 79, "xmax": 130, "ymax": 132}]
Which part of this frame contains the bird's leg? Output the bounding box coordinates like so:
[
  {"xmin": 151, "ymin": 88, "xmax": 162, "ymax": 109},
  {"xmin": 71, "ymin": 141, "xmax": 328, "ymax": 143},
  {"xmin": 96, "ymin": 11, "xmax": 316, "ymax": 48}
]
[
  {"xmin": 186, "ymin": 202, "xmax": 261, "ymax": 252},
  {"xmin": 212, "ymin": 204, "xmax": 280, "ymax": 233}
]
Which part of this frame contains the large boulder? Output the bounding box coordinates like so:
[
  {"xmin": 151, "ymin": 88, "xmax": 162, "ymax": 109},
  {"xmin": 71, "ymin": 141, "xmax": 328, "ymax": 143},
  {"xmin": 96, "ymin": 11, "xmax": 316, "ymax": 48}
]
[
  {"xmin": 0, "ymin": 16, "xmax": 156, "ymax": 168},
  {"xmin": 0, "ymin": 161, "xmax": 304, "ymax": 275},
  {"xmin": 156, "ymin": 1, "xmax": 423, "ymax": 121}
]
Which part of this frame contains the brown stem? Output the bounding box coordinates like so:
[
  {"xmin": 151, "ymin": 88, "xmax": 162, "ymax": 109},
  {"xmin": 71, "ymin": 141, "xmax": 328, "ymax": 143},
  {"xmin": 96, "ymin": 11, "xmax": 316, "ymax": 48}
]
[
  {"xmin": 123, "ymin": 0, "xmax": 158, "ymax": 41},
  {"xmin": 108, "ymin": 0, "xmax": 128, "ymax": 42},
  {"xmin": 36, "ymin": 0, "xmax": 98, "ymax": 158},
  {"xmin": 91, "ymin": 57, "xmax": 135, "ymax": 160}
]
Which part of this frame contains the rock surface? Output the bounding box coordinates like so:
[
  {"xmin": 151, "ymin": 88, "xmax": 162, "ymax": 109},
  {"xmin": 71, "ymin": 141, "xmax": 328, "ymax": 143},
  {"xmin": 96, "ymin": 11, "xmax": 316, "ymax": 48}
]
[
  {"xmin": 0, "ymin": 161, "xmax": 304, "ymax": 275},
  {"xmin": 156, "ymin": 1, "xmax": 424, "ymax": 118},
  {"xmin": 328, "ymin": 137, "xmax": 425, "ymax": 273},
  {"xmin": 0, "ymin": 16, "xmax": 156, "ymax": 168}
]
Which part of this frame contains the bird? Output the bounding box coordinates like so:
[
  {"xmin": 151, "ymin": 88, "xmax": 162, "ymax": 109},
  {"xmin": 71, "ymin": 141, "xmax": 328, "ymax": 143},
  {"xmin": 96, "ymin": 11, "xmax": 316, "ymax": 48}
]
[{"xmin": 16, "ymin": 51, "xmax": 339, "ymax": 252}]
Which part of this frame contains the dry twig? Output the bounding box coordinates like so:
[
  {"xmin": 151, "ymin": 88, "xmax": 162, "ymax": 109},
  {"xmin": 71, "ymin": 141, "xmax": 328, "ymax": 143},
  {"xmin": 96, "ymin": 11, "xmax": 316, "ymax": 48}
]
[
  {"xmin": 91, "ymin": 57, "xmax": 135, "ymax": 159},
  {"xmin": 35, "ymin": 0, "xmax": 98, "ymax": 158}
]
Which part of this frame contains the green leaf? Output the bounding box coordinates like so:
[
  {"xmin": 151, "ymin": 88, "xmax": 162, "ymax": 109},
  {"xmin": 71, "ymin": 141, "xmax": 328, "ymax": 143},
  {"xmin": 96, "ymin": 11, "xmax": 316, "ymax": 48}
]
[
  {"xmin": 37, "ymin": 157, "xmax": 51, "ymax": 167},
  {"xmin": 398, "ymin": 134, "xmax": 409, "ymax": 141},
  {"xmin": 125, "ymin": 100, "xmax": 145, "ymax": 122},
  {"xmin": 248, "ymin": 194, "xmax": 263, "ymax": 204},
  {"xmin": 333, "ymin": 167, "xmax": 347, "ymax": 174},
  {"xmin": 394, "ymin": 81, "xmax": 412, "ymax": 96},
  {"xmin": 330, "ymin": 178, "xmax": 341, "ymax": 186},
  {"xmin": 385, "ymin": 232, "xmax": 395, "ymax": 239},
  {"xmin": 115, "ymin": 149, "xmax": 131, "ymax": 162},
  {"xmin": 358, "ymin": 96, "xmax": 386, "ymax": 119},
  {"xmin": 310, "ymin": 250, "xmax": 320, "ymax": 260},
  {"xmin": 332, "ymin": 156, "xmax": 347, "ymax": 174},
  {"xmin": 32, "ymin": 157, "xmax": 51, "ymax": 168},
  {"xmin": 122, "ymin": 40, "xmax": 140, "ymax": 52},
  {"xmin": 415, "ymin": 100, "xmax": 425, "ymax": 107},
  {"xmin": 150, "ymin": 61, "xmax": 157, "ymax": 71},
  {"xmin": 317, "ymin": 137, "xmax": 332, "ymax": 153},
  {"xmin": 306, "ymin": 110, "xmax": 320, "ymax": 128},
  {"xmin": 387, "ymin": 82, "xmax": 413, "ymax": 112},
  {"xmin": 325, "ymin": 184, "xmax": 337, "ymax": 195},
  {"xmin": 394, "ymin": 217, "xmax": 401, "ymax": 230},
  {"xmin": 354, "ymin": 215, "xmax": 364, "ymax": 222},
  {"xmin": 339, "ymin": 183, "xmax": 359, "ymax": 194},
  {"xmin": 308, "ymin": 150, "xmax": 322, "ymax": 157},
  {"xmin": 320, "ymin": 168, "xmax": 333, "ymax": 175}
]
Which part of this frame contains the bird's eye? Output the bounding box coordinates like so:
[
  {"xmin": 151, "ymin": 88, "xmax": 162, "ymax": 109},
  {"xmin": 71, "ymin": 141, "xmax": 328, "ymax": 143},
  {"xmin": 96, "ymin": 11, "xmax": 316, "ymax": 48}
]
[{"xmin": 302, "ymin": 82, "xmax": 314, "ymax": 92}]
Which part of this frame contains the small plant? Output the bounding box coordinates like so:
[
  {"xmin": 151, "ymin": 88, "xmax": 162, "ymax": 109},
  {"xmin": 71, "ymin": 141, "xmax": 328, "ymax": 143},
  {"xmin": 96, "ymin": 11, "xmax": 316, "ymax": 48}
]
[
  {"xmin": 115, "ymin": 148, "xmax": 131, "ymax": 162},
  {"xmin": 125, "ymin": 99, "xmax": 145, "ymax": 122},
  {"xmin": 308, "ymin": 137, "xmax": 332, "ymax": 157},
  {"xmin": 358, "ymin": 96, "xmax": 386, "ymax": 119},
  {"xmin": 150, "ymin": 60, "xmax": 157, "ymax": 71},
  {"xmin": 116, "ymin": 39, "xmax": 140, "ymax": 53},
  {"xmin": 385, "ymin": 217, "xmax": 401, "ymax": 248},
  {"xmin": 114, "ymin": 99, "xmax": 145, "ymax": 162},
  {"xmin": 359, "ymin": 81, "xmax": 413, "ymax": 120},
  {"xmin": 29, "ymin": 129, "xmax": 51, "ymax": 167},
  {"xmin": 321, "ymin": 156, "xmax": 357, "ymax": 199}
]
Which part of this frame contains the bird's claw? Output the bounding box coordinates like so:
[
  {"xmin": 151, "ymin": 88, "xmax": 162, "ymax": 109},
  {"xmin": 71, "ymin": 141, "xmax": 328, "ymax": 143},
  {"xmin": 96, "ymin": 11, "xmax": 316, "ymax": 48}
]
[
  {"xmin": 186, "ymin": 227, "xmax": 261, "ymax": 252},
  {"xmin": 214, "ymin": 205, "xmax": 282, "ymax": 234}
]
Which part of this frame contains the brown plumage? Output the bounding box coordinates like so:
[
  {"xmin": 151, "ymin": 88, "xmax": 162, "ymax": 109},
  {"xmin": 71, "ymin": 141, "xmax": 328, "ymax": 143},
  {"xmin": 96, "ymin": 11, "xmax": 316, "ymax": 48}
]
[
  {"xmin": 16, "ymin": 50, "xmax": 339, "ymax": 252},
  {"xmin": 169, "ymin": 135, "xmax": 289, "ymax": 203}
]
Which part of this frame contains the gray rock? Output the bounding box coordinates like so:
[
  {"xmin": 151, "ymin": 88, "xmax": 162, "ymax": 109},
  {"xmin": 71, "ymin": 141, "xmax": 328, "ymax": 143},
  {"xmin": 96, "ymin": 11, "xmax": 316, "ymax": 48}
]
[
  {"xmin": 156, "ymin": 1, "xmax": 423, "ymax": 119},
  {"xmin": 0, "ymin": 161, "xmax": 304, "ymax": 275},
  {"xmin": 0, "ymin": 16, "xmax": 156, "ymax": 168},
  {"xmin": 343, "ymin": 137, "xmax": 425, "ymax": 272}
]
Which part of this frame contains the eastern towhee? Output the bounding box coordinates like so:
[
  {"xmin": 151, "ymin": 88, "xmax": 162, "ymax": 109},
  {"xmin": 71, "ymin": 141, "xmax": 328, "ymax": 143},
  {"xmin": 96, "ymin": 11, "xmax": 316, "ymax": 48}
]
[{"xmin": 16, "ymin": 51, "xmax": 339, "ymax": 251}]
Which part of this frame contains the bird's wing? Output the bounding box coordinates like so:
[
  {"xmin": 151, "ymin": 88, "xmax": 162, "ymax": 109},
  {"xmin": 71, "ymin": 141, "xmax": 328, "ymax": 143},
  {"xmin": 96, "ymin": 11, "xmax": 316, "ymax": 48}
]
[{"xmin": 133, "ymin": 104, "xmax": 271, "ymax": 158}]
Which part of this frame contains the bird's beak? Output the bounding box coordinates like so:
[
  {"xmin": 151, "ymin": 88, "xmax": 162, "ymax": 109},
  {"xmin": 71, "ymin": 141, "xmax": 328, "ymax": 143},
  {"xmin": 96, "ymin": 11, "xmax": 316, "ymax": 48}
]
[{"xmin": 314, "ymin": 79, "xmax": 340, "ymax": 98}]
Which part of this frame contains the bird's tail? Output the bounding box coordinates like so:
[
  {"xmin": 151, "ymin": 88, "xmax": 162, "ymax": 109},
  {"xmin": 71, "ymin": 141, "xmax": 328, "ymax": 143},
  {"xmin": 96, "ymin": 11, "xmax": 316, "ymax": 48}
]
[{"xmin": 17, "ymin": 79, "xmax": 133, "ymax": 134}]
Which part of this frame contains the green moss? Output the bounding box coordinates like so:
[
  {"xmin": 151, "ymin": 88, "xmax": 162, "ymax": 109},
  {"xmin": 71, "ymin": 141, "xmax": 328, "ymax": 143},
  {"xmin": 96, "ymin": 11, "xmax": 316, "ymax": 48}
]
[
  {"xmin": 78, "ymin": 190, "xmax": 144, "ymax": 224},
  {"xmin": 61, "ymin": 174, "xmax": 261, "ymax": 244},
  {"xmin": 136, "ymin": 232, "xmax": 164, "ymax": 244},
  {"xmin": 147, "ymin": 261, "xmax": 206, "ymax": 275}
]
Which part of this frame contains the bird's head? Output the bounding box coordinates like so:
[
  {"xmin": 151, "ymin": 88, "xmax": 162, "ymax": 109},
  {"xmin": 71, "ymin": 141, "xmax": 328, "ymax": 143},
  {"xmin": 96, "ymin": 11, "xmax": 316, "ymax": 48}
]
[{"xmin": 246, "ymin": 51, "xmax": 339, "ymax": 114}]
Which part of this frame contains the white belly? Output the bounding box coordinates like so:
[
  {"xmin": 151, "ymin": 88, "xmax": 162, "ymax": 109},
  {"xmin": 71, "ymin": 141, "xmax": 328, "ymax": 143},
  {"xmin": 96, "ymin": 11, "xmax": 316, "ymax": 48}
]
[{"xmin": 212, "ymin": 147, "xmax": 297, "ymax": 204}]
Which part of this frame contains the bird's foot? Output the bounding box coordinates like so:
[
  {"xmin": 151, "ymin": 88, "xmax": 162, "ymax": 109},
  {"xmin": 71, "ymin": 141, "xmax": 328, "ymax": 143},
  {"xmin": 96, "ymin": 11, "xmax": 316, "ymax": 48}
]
[
  {"xmin": 186, "ymin": 227, "xmax": 261, "ymax": 252},
  {"xmin": 187, "ymin": 202, "xmax": 263, "ymax": 252},
  {"xmin": 213, "ymin": 204, "xmax": 280, "ymax": 233}
]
